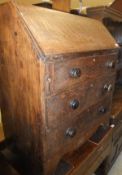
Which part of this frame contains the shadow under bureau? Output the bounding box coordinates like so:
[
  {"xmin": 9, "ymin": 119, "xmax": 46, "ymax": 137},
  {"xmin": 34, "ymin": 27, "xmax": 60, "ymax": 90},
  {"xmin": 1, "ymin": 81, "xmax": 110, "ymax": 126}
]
[{"xmin": 0, "ymin": 1, "xmax": 118, "ymax": 175}]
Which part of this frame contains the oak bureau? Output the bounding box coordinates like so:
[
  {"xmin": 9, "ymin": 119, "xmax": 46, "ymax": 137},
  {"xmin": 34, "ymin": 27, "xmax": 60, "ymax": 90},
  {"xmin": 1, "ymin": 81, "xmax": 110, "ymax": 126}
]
[{"xmin": 0, "ymin": 1, "xmax": 118, "ymax": 175}]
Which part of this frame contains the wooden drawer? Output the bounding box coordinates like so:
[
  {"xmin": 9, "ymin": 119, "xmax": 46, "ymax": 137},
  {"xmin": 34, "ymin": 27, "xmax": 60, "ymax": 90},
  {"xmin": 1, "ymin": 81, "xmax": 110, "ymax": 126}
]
[
  {"xmin": 46, "ymin": 54, "xmax": 116, "ymax": 94},
  {"xmin": 45, "ymin": 97, "xmax": 111, "ymax": 159},
  {"xmin": 46, "ymin": 75, "xmax": 115, "ymax": 129},
  {"xmin": 54, "ymin": 124, "xmax": 112, "ymax": 175}
]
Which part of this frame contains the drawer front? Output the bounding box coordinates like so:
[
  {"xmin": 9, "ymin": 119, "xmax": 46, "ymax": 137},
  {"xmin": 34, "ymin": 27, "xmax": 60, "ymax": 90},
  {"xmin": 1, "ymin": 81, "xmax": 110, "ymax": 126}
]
[
  {"xmin": 46, "ymin": 75, "xmax": 115, "ymax": 129},
  {"xmin": 46, "ymin": 54, "xmax": 116, "ymax": 94},
  {"xmin": 45, "ymin": 97, "xmax": 111, "ymax": 159}
]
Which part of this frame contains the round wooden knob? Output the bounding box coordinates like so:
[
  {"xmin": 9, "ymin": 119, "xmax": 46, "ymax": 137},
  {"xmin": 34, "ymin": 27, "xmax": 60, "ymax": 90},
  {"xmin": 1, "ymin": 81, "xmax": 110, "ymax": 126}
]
[
  {"xmin": 99, "ymin": 106, "xmax": 107, "ymax": 114},
  {"xmin": 106, "ymin": 61, "xmax": 115, "ymax": 69},
  {"xmin": 104, "ymin": 84, "xmax": 113, "ymax": 92},
  {"xmin": 66, "ymin": 128, "xmax": 76, "ymax": 138},
  {"xmin": 70, "ymin": 99, "xmax": 79, "ymax": 110},
  {"xmin": 70, "ymin": 68, "xmax": 81, "ymax": 78}
]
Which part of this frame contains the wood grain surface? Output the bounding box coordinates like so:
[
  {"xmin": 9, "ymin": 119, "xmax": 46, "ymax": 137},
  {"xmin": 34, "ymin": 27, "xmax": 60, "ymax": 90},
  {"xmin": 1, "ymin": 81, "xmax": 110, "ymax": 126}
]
[
  {"xmin": 87, "ymin": 0, "xmax": 122, "ymax": 22},
  {"xmin": 18, "ymin": 4, "xmax": 117, "ymax": 56},
  {"xmin": 53, "ymin": 0, "xmax": 71, "ymax": 12},
  {"xmin": 0, "ymin": 1, "xmax": 118, "ymax": 175},
  {"xmin": 111, "ymin": 0, "xmax": 122, "ymax": 12}
]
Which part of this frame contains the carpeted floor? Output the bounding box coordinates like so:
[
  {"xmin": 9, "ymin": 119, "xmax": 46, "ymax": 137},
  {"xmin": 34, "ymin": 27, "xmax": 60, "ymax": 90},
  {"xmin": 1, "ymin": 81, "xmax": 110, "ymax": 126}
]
[{"xmin": 108, "ymin": 152, "xmax": 122, "ymax": 175}]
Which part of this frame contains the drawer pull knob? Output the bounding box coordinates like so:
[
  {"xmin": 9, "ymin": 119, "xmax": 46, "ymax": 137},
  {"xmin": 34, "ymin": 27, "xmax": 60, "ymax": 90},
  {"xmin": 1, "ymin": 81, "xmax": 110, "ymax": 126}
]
[
  {"xmin": 106, "ymin": 61, "xmax": 115, "ymax": 69},
  {"xmin": 70, "ymin": 99, "xmax": 79, "ymax": 110},
  {"xmin": 66, "ymin": 128, "xmax": 76, "ymax": 138},
  {"xmin": 104, "ymin": 84, "xmax": 113, "ymax": 92},
  {"xmin": 99, "ymin": 106, "xmax": 107, "ymax": 114},
  {"xmin": 70, "ymin": 68, "xmax": 81, "ymax": 78}
]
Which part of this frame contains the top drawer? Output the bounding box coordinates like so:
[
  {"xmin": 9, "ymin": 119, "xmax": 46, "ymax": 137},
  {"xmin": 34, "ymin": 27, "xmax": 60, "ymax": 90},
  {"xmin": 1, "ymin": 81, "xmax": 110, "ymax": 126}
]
[{"xmin": 46, "ymin": 54, "xmax": 117, "ymax": 95}]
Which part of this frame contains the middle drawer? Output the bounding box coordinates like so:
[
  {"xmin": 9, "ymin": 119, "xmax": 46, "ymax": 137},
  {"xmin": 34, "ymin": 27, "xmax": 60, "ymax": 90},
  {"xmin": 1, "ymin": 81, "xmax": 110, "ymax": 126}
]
[
  {"xmin": 45, "ymin": 96, "xmax": 111, "ymax": 160},
  {"xmin": 46, "ymin": 75, "xmax": 115, "ymax": 129}
]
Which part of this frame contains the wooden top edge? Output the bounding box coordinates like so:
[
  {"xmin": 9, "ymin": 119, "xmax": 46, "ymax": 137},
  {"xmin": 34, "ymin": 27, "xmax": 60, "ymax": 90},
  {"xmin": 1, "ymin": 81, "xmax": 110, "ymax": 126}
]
[
  {"xmin": 110, "ymin": 0, "xmax": 122, "ymax": 12},
  {"xmin": 44, "ymin": 48, "xmax": 118, "ymax": 62},
  {"xmin": 87, "ymin": 6, "xmax": 122, "ymax": 16},
  {"xmin": 87, "ymin": 0, "xmax": 122, "ymax": 16}
]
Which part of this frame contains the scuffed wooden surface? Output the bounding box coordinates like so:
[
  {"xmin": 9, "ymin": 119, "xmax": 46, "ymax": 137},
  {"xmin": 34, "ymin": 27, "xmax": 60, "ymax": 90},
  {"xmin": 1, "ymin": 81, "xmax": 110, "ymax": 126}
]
[{"xmin": 18, "ymin": 4, "xmax": 117, "ymax": 56}]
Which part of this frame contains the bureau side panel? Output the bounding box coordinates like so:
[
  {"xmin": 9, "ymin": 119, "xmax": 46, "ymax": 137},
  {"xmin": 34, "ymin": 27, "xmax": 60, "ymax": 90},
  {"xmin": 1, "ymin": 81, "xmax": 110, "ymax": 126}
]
[{"xmin": 0, "ymin": 2, "xmax": 45, "ymax": 174}]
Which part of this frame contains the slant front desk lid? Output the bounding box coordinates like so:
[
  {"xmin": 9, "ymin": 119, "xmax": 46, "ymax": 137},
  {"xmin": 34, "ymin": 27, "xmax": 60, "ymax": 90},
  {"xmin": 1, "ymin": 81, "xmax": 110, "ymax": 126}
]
[{"xmin": 0, "ymin": 1, "xmax": 117, "ymax": 57}]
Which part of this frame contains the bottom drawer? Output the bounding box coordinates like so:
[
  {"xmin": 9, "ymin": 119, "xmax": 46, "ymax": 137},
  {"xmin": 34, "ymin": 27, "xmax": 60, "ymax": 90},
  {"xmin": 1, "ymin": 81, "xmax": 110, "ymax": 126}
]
[
  {"xmin": 45, "ymin": 97, "xmax": 111, "ymax": 160},
  {"xmin": 54, "ymin": 124, "xmax": 112, "ymax": 175}
]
